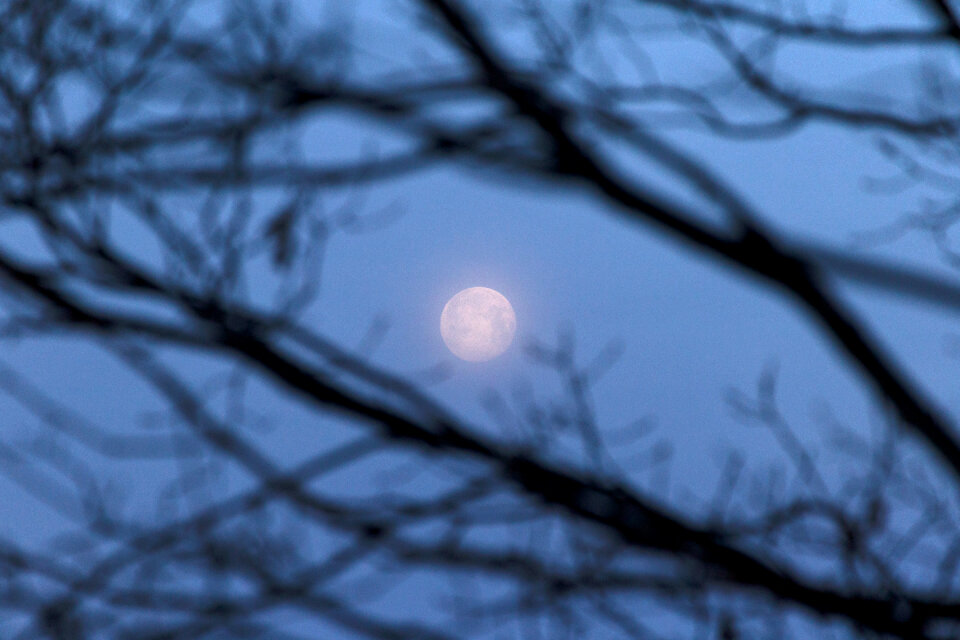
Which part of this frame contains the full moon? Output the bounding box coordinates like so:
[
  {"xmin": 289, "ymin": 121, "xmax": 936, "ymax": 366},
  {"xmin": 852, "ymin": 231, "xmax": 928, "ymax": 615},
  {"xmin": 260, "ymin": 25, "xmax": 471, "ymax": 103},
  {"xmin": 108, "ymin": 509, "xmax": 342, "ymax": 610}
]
[{"xmin": 440, "ymin": 287, "xmax": 516, "ymax": 362}]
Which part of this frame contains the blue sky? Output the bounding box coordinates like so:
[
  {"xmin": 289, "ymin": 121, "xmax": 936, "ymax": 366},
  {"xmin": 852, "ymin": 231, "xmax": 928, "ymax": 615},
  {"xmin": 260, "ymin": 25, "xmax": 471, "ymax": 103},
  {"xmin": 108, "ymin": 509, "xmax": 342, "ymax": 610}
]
[{"xmin": 2, "ymin": 0, "xmax": 960, "ymax": 637}]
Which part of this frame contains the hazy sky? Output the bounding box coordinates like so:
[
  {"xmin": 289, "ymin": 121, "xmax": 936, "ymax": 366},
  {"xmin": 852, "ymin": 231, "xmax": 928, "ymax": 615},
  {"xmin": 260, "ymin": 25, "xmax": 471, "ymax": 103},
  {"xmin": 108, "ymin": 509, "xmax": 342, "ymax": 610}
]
[{"xmin": 2, "ymin": 0, "xmax": 959, "ymax": 637}]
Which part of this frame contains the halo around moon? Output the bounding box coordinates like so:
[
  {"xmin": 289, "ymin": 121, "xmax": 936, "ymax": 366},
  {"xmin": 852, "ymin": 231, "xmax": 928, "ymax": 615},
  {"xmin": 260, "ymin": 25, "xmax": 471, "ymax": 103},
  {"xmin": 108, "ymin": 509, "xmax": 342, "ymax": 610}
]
[{"xmin": 441, "ymin": 287, "xmax": 516, "ymax": 362}]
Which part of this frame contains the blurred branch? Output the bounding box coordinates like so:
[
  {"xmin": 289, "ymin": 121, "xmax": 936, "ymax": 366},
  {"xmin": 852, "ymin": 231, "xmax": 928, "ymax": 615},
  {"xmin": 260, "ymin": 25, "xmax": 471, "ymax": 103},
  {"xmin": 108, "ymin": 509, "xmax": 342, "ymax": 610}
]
[{"xmin": 3, "ymin": 0, "xmax": 960, "ymax": 637}]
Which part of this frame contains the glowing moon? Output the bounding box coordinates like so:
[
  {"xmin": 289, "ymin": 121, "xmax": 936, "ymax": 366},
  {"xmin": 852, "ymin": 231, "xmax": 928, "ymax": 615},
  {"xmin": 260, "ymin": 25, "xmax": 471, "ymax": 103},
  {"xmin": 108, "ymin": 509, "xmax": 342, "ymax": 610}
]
[{"xmin": 441, "ymin": 287, "xmax": 516, "ymax": 362}]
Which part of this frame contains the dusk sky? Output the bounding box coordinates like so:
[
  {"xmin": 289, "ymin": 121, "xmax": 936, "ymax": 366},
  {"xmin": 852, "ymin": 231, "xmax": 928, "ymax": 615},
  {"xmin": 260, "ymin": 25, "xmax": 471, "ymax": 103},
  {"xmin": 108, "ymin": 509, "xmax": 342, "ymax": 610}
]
[{"xmin": 3, "ymin": 1, "xmax": 960, "ymax": 638}]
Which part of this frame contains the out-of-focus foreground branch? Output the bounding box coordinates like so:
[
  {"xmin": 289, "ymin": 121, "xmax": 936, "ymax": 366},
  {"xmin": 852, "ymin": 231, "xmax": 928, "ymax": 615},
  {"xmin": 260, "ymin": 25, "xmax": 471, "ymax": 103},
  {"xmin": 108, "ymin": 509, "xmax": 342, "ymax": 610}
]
[{"xmin": 4, "ymin": 1, "xmax": 960, "ymax": 638}]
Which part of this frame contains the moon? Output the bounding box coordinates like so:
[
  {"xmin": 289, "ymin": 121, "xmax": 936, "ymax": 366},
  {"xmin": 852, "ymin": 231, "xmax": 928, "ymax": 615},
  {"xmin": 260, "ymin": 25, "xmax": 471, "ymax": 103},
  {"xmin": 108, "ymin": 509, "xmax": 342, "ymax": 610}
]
[{"xmin": 441, "ymin": 287, "xmax": 517, "ymax": 362}]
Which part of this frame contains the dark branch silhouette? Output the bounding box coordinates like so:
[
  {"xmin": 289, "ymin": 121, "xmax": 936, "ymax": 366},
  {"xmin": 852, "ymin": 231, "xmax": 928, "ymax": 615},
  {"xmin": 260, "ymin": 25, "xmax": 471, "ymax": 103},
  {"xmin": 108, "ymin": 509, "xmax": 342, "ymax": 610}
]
[{"xmin": 3, "ymin": 1, "xmax": 960, "ymax": 638}]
